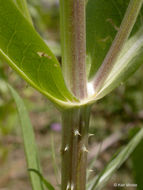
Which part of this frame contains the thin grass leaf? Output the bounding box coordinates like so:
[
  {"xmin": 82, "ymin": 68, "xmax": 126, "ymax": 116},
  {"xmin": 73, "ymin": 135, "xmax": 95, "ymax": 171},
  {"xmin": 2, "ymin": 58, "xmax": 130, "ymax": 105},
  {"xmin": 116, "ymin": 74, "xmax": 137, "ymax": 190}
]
[
  {"xmin": 131, "ymin": 128, "xmax": 143, "ymax": 190},
  {"xmin": 88, "ymin": 127, "xmax": 143, "ymax": 190},
  {"xmin": 92, "ymin": 0, "xmax": 143, "ymax": 93},
  {"xmin": 86, "ymin": 0, "xmax": 143, "ymax": 79},
  {"xmin": 8, "ymin": 84, "xmax": 44, "ymax": 190},
  {"xmin": 86, "ymin": 0, "xmax": 129, "ymax": 79},
  {"xmin": 28, "ymin": 169, "xmax": 55, "ymax": 190},
  {"xmin": 95, "ymin": 26, "xmax": 143, "ymax": 101}
]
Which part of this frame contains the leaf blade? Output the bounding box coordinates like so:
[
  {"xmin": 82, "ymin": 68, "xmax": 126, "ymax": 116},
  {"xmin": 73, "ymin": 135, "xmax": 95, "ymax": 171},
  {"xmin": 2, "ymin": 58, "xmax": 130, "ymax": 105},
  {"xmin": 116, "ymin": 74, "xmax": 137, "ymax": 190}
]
[
  {"xmin": 89, "ymin": 127, "xmax": 143, "ymax": 190},
  {"xmin": 86, "ymin": 0, "xmax": 129, "ymax": 79},
  {"xmin": 13, "ymin": 0, "xmax": 33, "ymax": 24},
  {"xmin": 95, "ymin": 26, "xmax": 143, "ymax": 100},
  {"xmin": 8, "ymin": 84, "xmax": 44, "ymax": 190},
  {"xmin": 28, "ymin": 169, "xmax": 55, "ymax": 190},
  {"xmin": 86, "ymin": 0, "xmax": 143, "ymax": 79},
  {"xmin": 0, "ymin": 0, "xmax": 78, "ymax": 108},
  {"xmin": 131, "ymin": 129, "xmax": 143, "ymax": 190},
  {"xmin": 92, "ymin": 0, "xmax": 143, "ymax": 93}
]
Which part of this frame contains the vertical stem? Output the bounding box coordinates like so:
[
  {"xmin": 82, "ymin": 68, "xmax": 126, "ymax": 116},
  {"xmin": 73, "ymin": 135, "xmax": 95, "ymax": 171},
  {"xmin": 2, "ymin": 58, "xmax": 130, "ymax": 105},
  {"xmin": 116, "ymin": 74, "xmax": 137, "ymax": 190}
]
[
  {"xmin": 61, "ymin": 106, "xmax": 90, "ymax": 190},
  {"xmin": 60, "ymin": 0, "xmax": 89, "ymax": 189},
  {"xmin": 60, "ymin": 0, "xmax": 87, "ymax": 99}
]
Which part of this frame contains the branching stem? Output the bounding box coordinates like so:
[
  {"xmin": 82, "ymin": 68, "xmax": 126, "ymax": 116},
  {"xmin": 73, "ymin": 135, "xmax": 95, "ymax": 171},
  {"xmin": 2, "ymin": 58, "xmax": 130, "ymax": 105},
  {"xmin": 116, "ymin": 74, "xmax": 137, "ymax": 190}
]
[{"xmin": 93, "ymin": 0, "xmax": 143, "ymax": 93}]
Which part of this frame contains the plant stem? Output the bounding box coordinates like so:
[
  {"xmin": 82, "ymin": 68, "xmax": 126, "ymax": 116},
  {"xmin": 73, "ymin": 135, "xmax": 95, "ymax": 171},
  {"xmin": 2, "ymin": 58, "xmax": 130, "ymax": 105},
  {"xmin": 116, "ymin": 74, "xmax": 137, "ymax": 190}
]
[
  {"xmin": 60, "ymin": 0, "xmax": 89, "ymax": 189},
  {"xmin": 61, "ymin": 106, "xmax": 90, "ymax": 190},
  {"xmin": 93, "ymin": 0, "xmax": 143, "ymax": 93},
  {"xmin": 60, "ymin": 0, "xmax": 87, "ymax": 99}
]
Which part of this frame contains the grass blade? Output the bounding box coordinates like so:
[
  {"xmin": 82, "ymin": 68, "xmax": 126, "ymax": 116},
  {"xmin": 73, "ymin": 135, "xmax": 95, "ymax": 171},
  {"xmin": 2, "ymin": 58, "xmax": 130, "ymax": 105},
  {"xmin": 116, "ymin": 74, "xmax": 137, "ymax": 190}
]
[
  {"xmin": 89, "ymin": 127, "xmax": 143, "ymax": 190},
  {"xmin": 131, "ymin": 128, "xmax": 143, "ymax": 190},
  {"xmin": 92, "ymin": 0, "xmax": 143, "ymax": 93},
  {"xmin": 90, "ymin": 26, "xmax": 143, "ymax": 102},
  {"xmin": 8, "ymin": 84, "xmax": 44, "ymax": 190},
  {"xmin": 28, "ymin": 169, "xmax": 55, "ymax": 190}
]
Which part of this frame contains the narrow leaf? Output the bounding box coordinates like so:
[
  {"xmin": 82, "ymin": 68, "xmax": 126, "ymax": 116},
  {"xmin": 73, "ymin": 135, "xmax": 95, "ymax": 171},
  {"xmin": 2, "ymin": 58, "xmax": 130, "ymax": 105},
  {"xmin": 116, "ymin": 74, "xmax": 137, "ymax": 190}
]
[
  {"xmin": 0, "ymin": 0, "xmax": 78, "ymax": 109},
  {"xmin": 89, "ymin": 127, "xmax": 143, "ymax": 190},
  {"xmin": 86, "ymin": 0, "xmax": 129, "ymax": 79},
  {"xmin": 86, "ymin": 0, "xmax": 143, "ymax": 79},
  {"xmin": 131, "ymin": 129, "xmax": 143, "ymax": 190},
  {"xmin": 8, "ymin": 84, "xmax": 44, "ymax": 190},
  {"xmin": 28, "ymin": 169, "xmax": 55, "ymax": 190},
  {"xmin": 95, "ymin": 26, "xmax": 143, "ymax": 100},
  {"xmin": 92, "ymin": 0, "xmax": 143, "ymax": 93}
]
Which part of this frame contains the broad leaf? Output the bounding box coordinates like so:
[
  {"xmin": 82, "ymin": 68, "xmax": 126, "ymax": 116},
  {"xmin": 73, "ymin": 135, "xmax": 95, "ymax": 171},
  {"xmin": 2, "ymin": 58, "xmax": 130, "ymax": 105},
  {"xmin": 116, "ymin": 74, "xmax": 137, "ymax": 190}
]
[
  {"xmin": 0, "ymin": 0, "xmax": 78, "ymax": 109},
  {"xmin": 88, "ymin": 127, "xmax": 143, "ymax": 190},
  {"xmin": 86, "ymin": 0, "xmax": 143, "ymax": 79},
  {"xmin": 13, "ymin": 0, "xmax": 33, "ymax": 24},
  {"xmin": 8, "ymin": 84, "xmax": 44, "ymax": 190}
]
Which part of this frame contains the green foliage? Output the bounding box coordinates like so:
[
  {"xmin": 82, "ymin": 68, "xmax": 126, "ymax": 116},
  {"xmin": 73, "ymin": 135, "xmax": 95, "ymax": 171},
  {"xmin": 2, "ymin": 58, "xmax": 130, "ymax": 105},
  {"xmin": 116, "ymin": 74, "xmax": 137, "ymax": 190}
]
[
  {"xmin": 88, "ymin": 127, "xmax": 143, "ymax": 190},
  {"xmin": 95, "ymin": 26, "xmax": 143, "ymax": 100},
  {"xmin": 28, "ymin": 169, "xmax": 55, "ymax": 190},
  {"xmin": 8, "ymin": 84, "xmax": 44, "ymax": 190},
  {"xmin": 1, "ymin": 0, "xmax": 143, "ymax": 189},
  {"xmin": 86, "ymin": 0, "xmax": 128, "ymax": 78},
  {"xmin": 131, "ymin": 129, "xmax": 143, "ymax": 190},
  {"xmin": 0, "ymin": 0, "xmax": 77, "ymax": 109},
  {"xmin": 86, "ymin": 0, "xmax": 143, "ymax": 104},
  {"xmin": 13, "ymin": 0, "xmax": 33, "ymax": 24},
  {"xmin": 0, "ymin": 72, "xmax": 17, "ymax": 134},
  {"xmin": 86, "ymin": 0, "xmax": 143, "ymax": 79}
]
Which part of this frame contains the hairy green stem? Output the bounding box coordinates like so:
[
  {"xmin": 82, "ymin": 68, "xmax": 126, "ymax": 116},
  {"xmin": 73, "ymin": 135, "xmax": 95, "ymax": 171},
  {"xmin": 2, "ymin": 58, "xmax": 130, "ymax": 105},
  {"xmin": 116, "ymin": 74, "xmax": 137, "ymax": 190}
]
[
  {"xmin": 61, "ymin": 106, "xmax": 90, "ymax": 190},
  {"xmin": 93, "ymin": 0, "xmax": 143, "ymax": 93},
  {"xmin": 60, "ymin": 0, "xmax": 89, "ymax": 189},
  {"xmin": 60, "ymin": 0, "xmax": 87, "ymax": 99}
]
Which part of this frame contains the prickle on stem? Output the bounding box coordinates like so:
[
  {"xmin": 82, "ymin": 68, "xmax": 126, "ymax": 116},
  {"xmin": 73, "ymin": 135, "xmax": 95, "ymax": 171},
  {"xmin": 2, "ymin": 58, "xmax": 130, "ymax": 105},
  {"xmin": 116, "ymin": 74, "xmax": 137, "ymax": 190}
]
[
  {"xmin": 74, "ymin": 129, "xmax": 81, "ymax": 136},
  {"xmin": 64, "ymin": 145, "xmax": 69, "ymax": 152},
  {"xmin": 88, "ymin": 133, "xmax": 94, "ymax": 137},
  {"xmin": 82, "ymin": 145, "xmax": 89, "ymax": 153}
]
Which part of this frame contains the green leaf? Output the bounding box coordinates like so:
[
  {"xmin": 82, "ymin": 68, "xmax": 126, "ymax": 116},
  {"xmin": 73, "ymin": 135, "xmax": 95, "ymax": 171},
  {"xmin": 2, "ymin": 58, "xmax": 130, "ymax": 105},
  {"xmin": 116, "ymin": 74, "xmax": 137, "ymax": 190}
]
[
  {"xmin": 86, "ymin": 0, "xmax": 127, "ymax": 79},
  {"xmin": 86, "ymin": 0, "xmax": 143, "ymax": 79},
  {"xmin": 8, "ymin": 84, "xmax": 44, "ymax": 190},
  {"xmin": 28, "ymin": 169, "xmax": 55, "ymax": 190},
  {"xmin": 88, "ymin": 127, "xmax": 143, "ymax": 190},
  {"xmin": 131, "ymin": 129, "xmax": 143, "ymax": 190},
  {"xmin": 13, "ymin": 0, "xmax": 33, "ymax": 24},
  {"xmin": 95, "ymin": 26, "xmax": 143, "ymax": 101},
  {"xmin": 0, "ymin": 0, "xmax": 78, "ymax": 109}
]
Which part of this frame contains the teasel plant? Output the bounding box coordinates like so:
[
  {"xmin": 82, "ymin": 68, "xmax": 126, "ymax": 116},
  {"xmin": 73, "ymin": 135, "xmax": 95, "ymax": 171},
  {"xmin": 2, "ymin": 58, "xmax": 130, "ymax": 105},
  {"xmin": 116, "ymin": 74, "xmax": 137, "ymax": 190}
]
[{"xmin": 0, "ymin": 0, "xmax": 143, "ymax": 189}]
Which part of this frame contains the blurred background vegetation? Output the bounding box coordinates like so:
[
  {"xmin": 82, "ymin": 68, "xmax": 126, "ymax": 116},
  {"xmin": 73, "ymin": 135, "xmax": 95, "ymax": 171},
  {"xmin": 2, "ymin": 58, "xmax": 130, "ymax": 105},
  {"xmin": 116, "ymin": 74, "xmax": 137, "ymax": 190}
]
[{"xmin": 0, "ymin": 0, "xmax": 143, "ymax": 189}]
